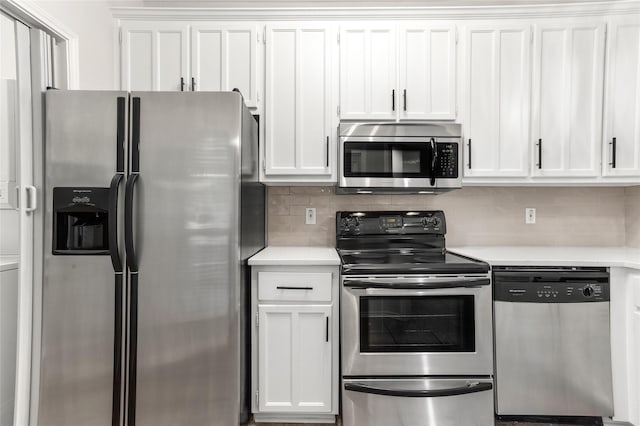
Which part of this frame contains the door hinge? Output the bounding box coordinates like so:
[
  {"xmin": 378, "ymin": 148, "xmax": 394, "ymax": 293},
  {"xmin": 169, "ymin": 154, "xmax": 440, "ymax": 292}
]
[
  {"xmin": 256, "ymin": 312, "xmax": 259, "ymax": 326},
  {"xmin": 255, "ymin": 391, "xmax": 259, "ymax": 406},
  {"xmin": 257, "ymin": 90, "xmax": 260, "ymax": 103},
  {"xmin": 455, "ymin": 104, "xmax": 458, "ymax": 116},
  {"xmin": 337, "ymin": 32, "xmax": 340, "ymax": 43},
  {"xmin": 455, "ymin": 28, "xmax": 458, "ymax": 45},
  {"xmin": 530, "ymin": 29, "xmax": 533, "ymax": 44},
  {"xmin": 262, "ymin": 159, "xmax": 266, "ymax": 172},
  {"xmin": 119, "ymin": 28, "xmax": 122, "ymax": 44},
  {"xmin": 337, "ymin": 105, "xmax": 340, "ymax": 116},
  {"xmin": 263, "ymin": 27, "xmax": 266, "ymax": 44}
]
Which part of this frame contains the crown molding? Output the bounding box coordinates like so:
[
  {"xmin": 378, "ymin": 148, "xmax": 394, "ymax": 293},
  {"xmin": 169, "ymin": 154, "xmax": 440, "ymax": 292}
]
[{"xmin": 111, "ymin": 0, "xmax": 640, "ymax": 20}]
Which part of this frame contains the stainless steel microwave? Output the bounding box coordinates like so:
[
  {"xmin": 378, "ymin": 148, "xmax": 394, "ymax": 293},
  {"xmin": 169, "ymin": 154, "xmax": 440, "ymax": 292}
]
[{"xmin": 338, "ymin": 122, "xmax": 462, "ymax": 194}]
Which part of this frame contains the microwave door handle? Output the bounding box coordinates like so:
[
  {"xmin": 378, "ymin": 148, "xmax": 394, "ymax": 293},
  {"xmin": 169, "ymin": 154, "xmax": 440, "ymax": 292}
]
[
  {"xmin": 344, "ymin": 381, "xmax": 493, "ymax": 398},
  {"xmin": 430, "ymin": 137, "xmax": 437, "ymax": 186},
  {"xmin": 343, "ymin": 277, "xmax": 490, "ymax": 289}
]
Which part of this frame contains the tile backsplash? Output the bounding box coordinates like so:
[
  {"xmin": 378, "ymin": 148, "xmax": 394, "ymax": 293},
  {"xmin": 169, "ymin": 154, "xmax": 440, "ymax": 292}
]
[
  {"xmin": 267, "ymin": 186, "xmax": 628, "ymax": 247},
  {"xmin": 626, "ymin": 186, "xmax": 640, "ymax": 248}
]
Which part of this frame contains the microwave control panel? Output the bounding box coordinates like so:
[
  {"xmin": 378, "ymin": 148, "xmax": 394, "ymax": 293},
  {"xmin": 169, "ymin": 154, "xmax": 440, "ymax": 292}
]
[{"xmin": 435, "ymin": 143, "xmax": 458, "ymax": 178}]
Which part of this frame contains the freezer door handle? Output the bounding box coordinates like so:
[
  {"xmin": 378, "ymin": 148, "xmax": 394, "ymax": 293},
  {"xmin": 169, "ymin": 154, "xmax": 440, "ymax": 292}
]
[
  {"xmin": 125, "ymin": 173, "xmax": 139, "ymax": 272},
  {"xmin": 109, "ymin": 173, "xmax": 123, "ymax": 272},
  {"xmin": 344, "ymin": 381, "xmax": 493, "ymax": 398},
  {"xmin": 111, "ymin": 273, "xmax": 123, "ymax": 426}
]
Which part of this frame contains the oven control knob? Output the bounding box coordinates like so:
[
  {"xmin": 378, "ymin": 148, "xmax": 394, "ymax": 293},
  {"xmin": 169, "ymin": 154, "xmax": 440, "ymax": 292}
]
[
  {"xmin": 423, "ymin": 217, "xmax": 441, "ymax": 227},
  {"xmin": 583, "ymin": 285, "xmax": 594, "ymax": 297}
]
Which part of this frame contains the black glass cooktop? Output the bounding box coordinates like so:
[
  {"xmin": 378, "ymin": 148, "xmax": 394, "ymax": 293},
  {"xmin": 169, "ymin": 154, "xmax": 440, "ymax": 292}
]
[{"xmin": 338, "ymin": 249, "xmax": 490, "ymax": 275}]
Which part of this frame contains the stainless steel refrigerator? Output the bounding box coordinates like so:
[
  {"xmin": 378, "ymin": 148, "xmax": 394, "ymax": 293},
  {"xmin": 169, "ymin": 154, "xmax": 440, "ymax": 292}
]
[{"xmin": 39, "ymin": 91, "xmax": 265, "ymax": 426}]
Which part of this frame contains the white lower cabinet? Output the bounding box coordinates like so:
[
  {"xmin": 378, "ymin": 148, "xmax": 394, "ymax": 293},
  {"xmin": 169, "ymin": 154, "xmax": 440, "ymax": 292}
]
[
  {"xmin": 251, "ymin": 266, "xmax": 339, "ymax": 423},
  {"xmin": 609, "ymin": 268, "xmax": 640, "ymax": 425},
  {"xmin": 258, "ymin": 305, "xmax": 332, "ymax": 413},
  {"xmin": 633, "ymin": 276, "xmax": 640, "ymax": 426}
]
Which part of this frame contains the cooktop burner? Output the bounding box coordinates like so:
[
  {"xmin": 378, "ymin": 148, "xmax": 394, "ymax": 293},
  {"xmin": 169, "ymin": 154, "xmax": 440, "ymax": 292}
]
[{"xmin": 336, "ymin": 211, "xmax": 489, "ymax": 275}]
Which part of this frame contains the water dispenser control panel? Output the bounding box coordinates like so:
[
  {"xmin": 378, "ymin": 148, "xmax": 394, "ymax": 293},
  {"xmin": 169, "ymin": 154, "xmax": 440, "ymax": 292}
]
[{"xmin": 52, "ymin": 187, "xmax": 110, "ymax": 255}]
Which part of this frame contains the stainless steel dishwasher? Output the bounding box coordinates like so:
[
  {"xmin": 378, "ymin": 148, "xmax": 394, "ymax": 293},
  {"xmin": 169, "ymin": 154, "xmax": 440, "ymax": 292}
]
[{"xmin": 493, "ymin": 266, "xmax": 613, "ymax": 419}]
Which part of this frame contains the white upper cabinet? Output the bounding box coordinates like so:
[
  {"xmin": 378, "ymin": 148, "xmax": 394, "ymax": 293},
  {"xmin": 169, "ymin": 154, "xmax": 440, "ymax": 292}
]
[
  {"xmin": 339, "ymin": 24, "xmax": 397, "ymax": 120},
  {"xmin": 190, "ymin": 23, "xmax": 259, "ymax": 107},
  {"xmin": 531, "ymin": 20, "xmax": 605, "ymax": 177},
  {"xmin": 121, "ymin": 21, "xmax": 259, "ymax": 108},
  {"xmin": 398, "ymin": 23, "xmax": 457, "ymax": 120},
  {"xmin": 121, "ymin": 21, "xmax": 189, "ymax": 91},
  {"xmin": 603, "ymin": 16, "xmax": 640, "ymax": 177},
  {"xmin": 463, "ymin": 24, "xmax": 532, "ymax": 178},
  {"xmin": 264, "ymin": 23, "xmax": 337, "ymax": 180},
  {"xmin": 340, "ymin": 22, "xmax": 456, "ymax": 120}
]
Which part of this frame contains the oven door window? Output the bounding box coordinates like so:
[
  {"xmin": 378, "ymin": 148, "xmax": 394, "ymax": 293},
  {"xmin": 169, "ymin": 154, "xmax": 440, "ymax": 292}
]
[
  {"xmin": 359, "ymin": 295, "xmax": 475, "ymax": 353},
  {"xmin": 344, "ymin": 142, "xmax": 429, "ymax": 178}
]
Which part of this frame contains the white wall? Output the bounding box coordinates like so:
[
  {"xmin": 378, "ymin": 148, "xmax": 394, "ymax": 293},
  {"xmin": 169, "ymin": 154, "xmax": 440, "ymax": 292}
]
[{"xmin": 33, "ymin": 0, "xmax": 117, "ymax": 89}]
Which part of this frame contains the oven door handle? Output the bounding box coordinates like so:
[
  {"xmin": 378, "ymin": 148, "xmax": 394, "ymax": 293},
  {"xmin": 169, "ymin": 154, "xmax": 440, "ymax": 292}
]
[
  {"xmin": 344, "ymin": 381, "xmax": 493, "ymax": 398},
  {"xmin": 343, "ymin": 277, "xmax": 490, "ymax": 289}
]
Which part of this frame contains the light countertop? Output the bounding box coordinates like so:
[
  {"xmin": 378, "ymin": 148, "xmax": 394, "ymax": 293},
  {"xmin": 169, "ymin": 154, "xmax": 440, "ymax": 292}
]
[
  {"xmin": 0, "ymin": 255, "xmax": 19, "ymax": 272},
  {"xmin": 450, "ymin": 246, "xmax": 640, "ymax": 270},
  {"xmin": 248, "ymin": 246, "xmax": 341, "ymax": 266}
]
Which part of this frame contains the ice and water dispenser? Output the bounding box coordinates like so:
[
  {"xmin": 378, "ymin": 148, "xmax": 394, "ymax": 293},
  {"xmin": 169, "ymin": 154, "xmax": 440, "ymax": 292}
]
[{"xmin": 52, "ymin": 187, "xmax": 110, "ymax": 254}]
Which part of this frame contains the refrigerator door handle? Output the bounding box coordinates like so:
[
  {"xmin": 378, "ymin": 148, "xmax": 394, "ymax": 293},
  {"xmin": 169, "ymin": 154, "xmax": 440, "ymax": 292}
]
[
  {"xmin": 124, "ymin": 173, "xmax": 139, "ymax": 273},
  {"xmin": 109, "ymin": 174, "xmax": 123, "ymax": 273}
]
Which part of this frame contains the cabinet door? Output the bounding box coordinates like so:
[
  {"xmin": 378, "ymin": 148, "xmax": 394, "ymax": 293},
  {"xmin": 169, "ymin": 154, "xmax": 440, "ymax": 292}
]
[
  {"xmin": 121, "ymin": 21, "xmax": 189, "ymax": 91},
  {"xmin": 340, "ymin": 24, "xmax": 397, "ymax": 119},
  {"xmin": 463, "ymin": 25, "xmax": 531, "ymax": 178},
  {"xmin": 635, "ymin": 309, "xmax": 640, "ymax": 426},
  {"xmin": 603, "ymin": 16, "xmax": 640, "ymax": 177},
  {"xmin": 531, "ymin": 21, "xmax": 605, "ymax": 177},
  {"xmin": 191, "ymin": 24, "xmax": 259, "ymax": 108},
  {"xmin": 265, "ymin": 24, "xmax": 336, "ymax": 177},
  {"xmin": 398, "ymin": 23, "xmax": 456, "ymax": 120},
  {"xmin": 258, "ymin": 304, "xmax": 332, "ymax": 413}
]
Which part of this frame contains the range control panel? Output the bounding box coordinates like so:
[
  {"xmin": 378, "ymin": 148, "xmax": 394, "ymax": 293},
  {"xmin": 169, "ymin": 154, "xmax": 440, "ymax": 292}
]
[
  {"xmin": 493, "ymin": 267, "xmax": 610, "ymax": 303},
  {"xmin": 337, "ymin": 211, "xmax": 446, "ymax": 236}
]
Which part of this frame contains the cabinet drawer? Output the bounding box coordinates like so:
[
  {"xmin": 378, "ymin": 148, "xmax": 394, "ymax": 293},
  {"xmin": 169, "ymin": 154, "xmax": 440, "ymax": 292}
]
[{"xmin": 258, "ymin": 272, "xmax": 332, "ymax": 302}]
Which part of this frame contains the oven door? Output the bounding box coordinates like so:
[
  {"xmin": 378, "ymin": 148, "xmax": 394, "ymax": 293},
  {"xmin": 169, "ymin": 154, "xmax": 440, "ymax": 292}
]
[
  {"xmin": 341, "ymin": 275, "xmax": 493, "ymax": 376},
  {"xmin": 342, "ymin": 378, "xmax": 494, "ymax": 426}
]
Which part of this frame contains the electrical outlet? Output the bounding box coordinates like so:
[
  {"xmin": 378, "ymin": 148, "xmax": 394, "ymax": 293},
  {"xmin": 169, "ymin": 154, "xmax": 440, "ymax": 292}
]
[
  {"xmin": 305, "ymin": 208, "xmax": 316, "ymax": 225},
  {"xmin": 525, "ymin": 208, "xmax": 536, "ymax": 224}
]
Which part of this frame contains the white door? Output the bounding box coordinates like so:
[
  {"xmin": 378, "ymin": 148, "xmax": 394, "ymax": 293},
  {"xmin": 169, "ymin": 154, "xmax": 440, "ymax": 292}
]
[
  {"xmin": 258, "ymin": 304, "xmax": 332, "ymax": 413},
  {"xmin": 190, "ymin": 23, "xmax": 258, "ymax": 107},
  {"xmin": 339, "ymin": 24, "xmax": 397, "ymax": 120},
  {"xmin": 120, "ymin": 21, "xmax": 189, "ymax": 91},
  {"xmin": 398, "ymin": 23, "xmax": 456, "ymax": 120},
  {"xmin": 463, "ymin": 25, "xmax": 531, "ymax": 178},
  {"xmin": 265, "ymin": 23, "xmax": 336, "ymax": 177},
  {"xmin": 603, "ymin": 16, "xmax": 640, "ymax": 177},
  {"xmin": 531, "ymin": 20, "xmax": 605, "ymax": 177}
]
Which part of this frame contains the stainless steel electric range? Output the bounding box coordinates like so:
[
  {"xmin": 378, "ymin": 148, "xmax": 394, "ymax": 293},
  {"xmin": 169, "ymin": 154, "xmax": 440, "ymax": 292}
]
[{"xmin": 337, "ymin": 211, "xmax": 494, "ymax": 426}]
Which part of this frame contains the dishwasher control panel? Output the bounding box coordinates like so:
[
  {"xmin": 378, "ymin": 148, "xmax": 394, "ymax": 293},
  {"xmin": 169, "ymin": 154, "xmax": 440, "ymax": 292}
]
[{"xmin": 493, "ymin": 267, "xmax": 610, "ymax": 303}]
